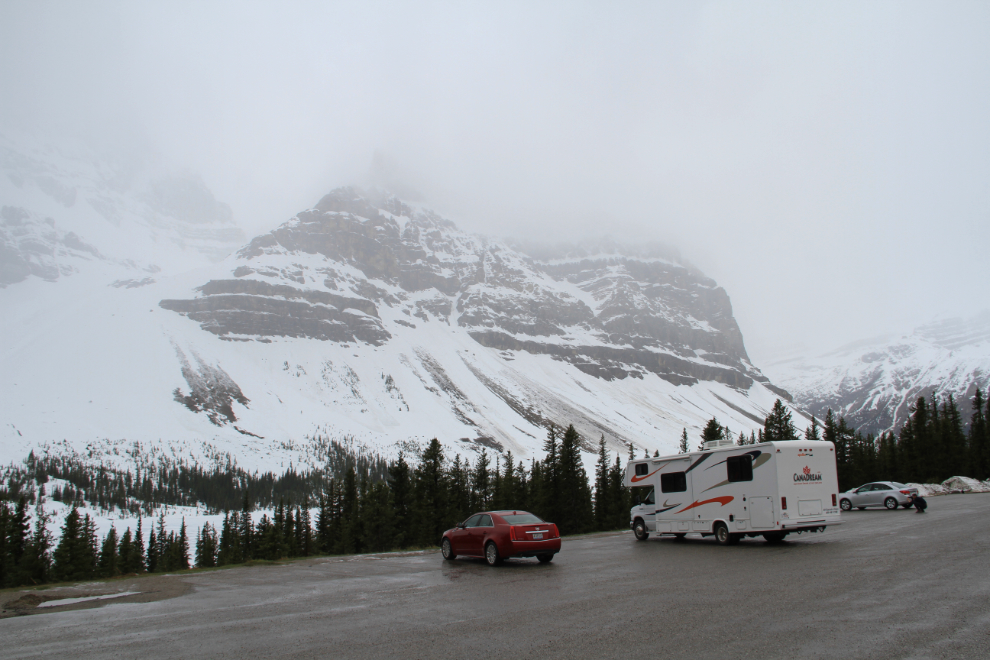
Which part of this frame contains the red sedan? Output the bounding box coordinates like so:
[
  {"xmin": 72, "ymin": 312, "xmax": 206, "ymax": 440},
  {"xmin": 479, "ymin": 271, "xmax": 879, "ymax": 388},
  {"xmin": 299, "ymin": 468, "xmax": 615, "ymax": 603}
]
[{"xmin": 441, "ymin": 510, "xmax": 561, "ymax": 566}]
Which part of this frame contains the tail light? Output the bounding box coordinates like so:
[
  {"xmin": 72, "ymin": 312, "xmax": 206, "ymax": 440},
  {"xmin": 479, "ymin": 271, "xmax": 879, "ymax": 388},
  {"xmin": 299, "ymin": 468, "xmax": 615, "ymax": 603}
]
[
  {"xmin": 510, "ymin": 526, "xmax": 519, "ymax": 541},
  {"xmin": 832, "ymin": 494, "xmax": 837, "ymax": 506},
  {"xmin": 781, "ymin": 496, "xmax": 788, "ymax": 510},
  {"xmin": 899, "ymin": 490, "xmax": 911, "ymax": 495},
  {"xmin": 550, "ymin": 524, "xmax": 559, "ymax": 538}
]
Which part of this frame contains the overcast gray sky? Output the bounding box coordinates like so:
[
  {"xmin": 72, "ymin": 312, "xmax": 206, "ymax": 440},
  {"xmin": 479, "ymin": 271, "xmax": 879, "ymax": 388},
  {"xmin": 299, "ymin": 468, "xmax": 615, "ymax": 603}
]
[{"xmin": 2, "ymin": 1, "xmax": 988, "ymax": 364}]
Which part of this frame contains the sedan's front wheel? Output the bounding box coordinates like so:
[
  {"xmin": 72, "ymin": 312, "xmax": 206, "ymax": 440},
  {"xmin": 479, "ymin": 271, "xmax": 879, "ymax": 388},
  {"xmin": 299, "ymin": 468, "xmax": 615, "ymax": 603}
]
[
  {"xmin": 441, "ymin": 538, "xmax": 456, "ymax": 560},
  {"xmin": 884, "ymin": 497, "xmax": 898, "ymax": 510},
  {"xmin": 485, "ymin": 541, "xmax": 503, "ymax": 566},
  {"xmin": 839, "ymin": 499, "xmax": 852, "ymax": 511}
]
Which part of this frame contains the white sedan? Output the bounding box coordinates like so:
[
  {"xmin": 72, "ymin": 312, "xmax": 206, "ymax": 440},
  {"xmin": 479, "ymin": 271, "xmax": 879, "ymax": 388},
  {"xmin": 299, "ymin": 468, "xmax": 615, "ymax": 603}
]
[{"xmin": 839, "ymin": 482, "xmax": 919, "ymax": 511}]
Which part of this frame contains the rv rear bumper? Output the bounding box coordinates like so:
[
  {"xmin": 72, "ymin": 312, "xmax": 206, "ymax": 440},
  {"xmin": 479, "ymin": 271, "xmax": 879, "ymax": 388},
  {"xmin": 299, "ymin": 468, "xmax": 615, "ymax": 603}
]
[{"xmin": 780, "ymin": 518, "xmax": 843, "ymax": 532}]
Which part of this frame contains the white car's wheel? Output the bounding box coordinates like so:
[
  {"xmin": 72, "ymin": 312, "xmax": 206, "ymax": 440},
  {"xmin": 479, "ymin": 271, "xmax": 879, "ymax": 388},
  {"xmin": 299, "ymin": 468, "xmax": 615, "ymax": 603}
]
[
  {"xmin": 839, "ymin": 499, "xmax": 852, "ymax": 511},
  {"xmin": 884, "ymin": 497, "xmax": 898, "ymax": 510}
]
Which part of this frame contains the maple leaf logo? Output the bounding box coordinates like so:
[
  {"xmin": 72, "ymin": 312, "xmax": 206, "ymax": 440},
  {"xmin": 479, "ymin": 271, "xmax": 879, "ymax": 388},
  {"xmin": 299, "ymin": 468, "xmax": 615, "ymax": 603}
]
[{"xmin": 803, "ymin": 466, "xmax": 811, "ymax": 475}]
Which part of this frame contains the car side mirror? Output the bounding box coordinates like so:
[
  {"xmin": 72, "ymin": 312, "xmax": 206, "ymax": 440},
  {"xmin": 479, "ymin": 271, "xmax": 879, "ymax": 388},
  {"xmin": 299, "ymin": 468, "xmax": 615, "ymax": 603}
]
[{"xmin": 457, "ymin": 522, "xmax": 465, "ymax": 529}]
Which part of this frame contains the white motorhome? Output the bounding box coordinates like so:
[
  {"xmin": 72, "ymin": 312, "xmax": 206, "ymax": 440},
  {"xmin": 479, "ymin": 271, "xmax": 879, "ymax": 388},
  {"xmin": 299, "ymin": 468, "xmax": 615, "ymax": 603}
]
[{"xmin": 624, "ymin": 440, "xmax": 842, "ymax": 544}]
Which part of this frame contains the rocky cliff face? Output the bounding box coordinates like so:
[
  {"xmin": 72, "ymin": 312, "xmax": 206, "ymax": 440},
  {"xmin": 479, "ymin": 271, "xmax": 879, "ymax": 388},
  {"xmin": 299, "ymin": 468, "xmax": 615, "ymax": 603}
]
[
  {"xmin": 763, "ymin": 312, "xmax": 990, "ymax": 434},
  {"xmin": 145, "ymin": 187, "xmax": 796, "ymax": 460},
  {"xmin": 163, "ymin": 187, "xmax": 782, "ymax": 394}
]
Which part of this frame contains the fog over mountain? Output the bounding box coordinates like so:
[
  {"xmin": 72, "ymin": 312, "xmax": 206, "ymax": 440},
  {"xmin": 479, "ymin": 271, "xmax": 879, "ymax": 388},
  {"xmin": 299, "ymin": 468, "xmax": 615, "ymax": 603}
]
[{"xmin": 2, "ymin": 2, "xmax": 989, "ymax": 462}]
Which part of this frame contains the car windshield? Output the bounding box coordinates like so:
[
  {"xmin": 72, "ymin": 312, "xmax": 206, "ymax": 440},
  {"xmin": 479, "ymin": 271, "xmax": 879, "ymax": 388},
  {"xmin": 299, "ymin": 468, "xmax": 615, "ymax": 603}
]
[{"xmin": 500, "ymin": 513, "xmax": 544, "ymax": 524}]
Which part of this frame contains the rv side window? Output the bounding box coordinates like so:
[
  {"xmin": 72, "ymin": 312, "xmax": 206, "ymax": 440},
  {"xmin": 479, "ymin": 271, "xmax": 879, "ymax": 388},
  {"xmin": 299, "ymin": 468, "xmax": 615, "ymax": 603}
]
[
  {"xmin": 727, "ymin": 455, "xmax": 753, "ymax": 482},
  {"xmin": 635, "ymin": 463, "xmax": 649, "ymax": 476},
  {"xmin": 661, "ymin": 472, "xmax": 687, "ymax": 493}
]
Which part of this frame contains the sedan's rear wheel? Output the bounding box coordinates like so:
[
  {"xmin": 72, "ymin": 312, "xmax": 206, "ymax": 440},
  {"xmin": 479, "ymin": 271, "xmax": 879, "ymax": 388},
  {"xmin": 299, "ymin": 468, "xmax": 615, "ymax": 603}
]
[
  {"xmin": 884, "ymin": 497, "xmax": 898, "ymax": 510},
  {"xmin": 485, "ymin": 541, "xmax": 502, "ymax": 566},
  {"xmin": 537, "ymin": 554, "xmax": 554, "ymax": 564},
  {"xmin": 633, "ymin": 519, "xmax": 650, "ymax": 541},
  {"xmin": 441, "ymin": 538, "xmax": 456, "ymax": 560},
  {"xmin": 857, "ymin": 507, "xmax": 866, "ymax": 510},
  {"xmin": 714, "ymin": 522, "xmax": 732, "ymax": 545},
  {"xmin": 839, "ymin": 499, "xmax": 852, "ymax": 511}
]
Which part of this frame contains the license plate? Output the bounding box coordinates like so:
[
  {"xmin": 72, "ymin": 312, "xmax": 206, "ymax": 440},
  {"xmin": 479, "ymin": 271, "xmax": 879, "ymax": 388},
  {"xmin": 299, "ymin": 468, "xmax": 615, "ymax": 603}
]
[{"xmin": 532, "ymin": 533, "xmax": 543, "ymax": 540}]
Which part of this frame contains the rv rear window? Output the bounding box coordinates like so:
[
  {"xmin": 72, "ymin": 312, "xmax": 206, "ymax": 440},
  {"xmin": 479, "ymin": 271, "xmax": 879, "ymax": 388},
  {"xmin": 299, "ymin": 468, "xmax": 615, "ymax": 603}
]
[
  {"xmin": 726, "ymin": 455, "xmax": 753, "ymax": 482},
  {"xmin": 635, "ymin": 463, "xmax": 649, "ymax": 476},
  {"xmin": 661, "ymin": 472, "xmax": 687, "ymax": 493}
]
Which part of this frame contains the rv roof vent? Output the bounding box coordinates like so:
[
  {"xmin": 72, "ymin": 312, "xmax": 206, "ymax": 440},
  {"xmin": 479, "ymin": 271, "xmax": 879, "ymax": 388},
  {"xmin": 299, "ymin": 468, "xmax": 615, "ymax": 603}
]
[{"xmin": 703, "ymin": 438, "xmax": 736, "ymax": 450}]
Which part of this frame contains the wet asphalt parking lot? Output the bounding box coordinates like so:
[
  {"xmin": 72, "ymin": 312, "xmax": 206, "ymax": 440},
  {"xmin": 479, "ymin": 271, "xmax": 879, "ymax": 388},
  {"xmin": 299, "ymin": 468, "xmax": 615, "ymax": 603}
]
[{"xmin": 2, "ymin": 493, "xmax": 989, "ymax": 660}]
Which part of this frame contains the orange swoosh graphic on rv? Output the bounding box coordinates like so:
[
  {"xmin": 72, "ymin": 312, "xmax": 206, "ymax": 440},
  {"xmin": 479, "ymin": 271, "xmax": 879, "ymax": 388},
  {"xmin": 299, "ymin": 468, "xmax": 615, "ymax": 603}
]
[
  {"xmin": 677, "ymin": 496, "xmax": 733, "ymax": 513},
  {"xmin": 631, "ymin": 467, "xmax": 663, "ymax": 483}
]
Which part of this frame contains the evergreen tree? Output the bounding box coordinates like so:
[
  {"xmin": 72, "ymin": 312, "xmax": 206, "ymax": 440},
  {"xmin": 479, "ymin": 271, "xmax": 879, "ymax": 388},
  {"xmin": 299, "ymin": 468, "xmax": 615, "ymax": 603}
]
[
  {"xmin": 146, "ymin": 529, "xmax": 158, "ymax": 573},
  {"xmin": 21, "ymin": 501, "xmax": 52, "ymax": 585},
  {"xmin": 239, "ymin": 492, "xmax": 254, "ymax": 559},
  {"xmin": 339, "ymin": 467, "xmax": 359, "ymax": 554},
  {"xmin": 387, "ymin": 453, "xmax": 412, "ymax": 547},
  {"xmin": 540, "ymin": 425, "xmax": 561, "ymax": 526},
  {"xmin": 52, "ymin": 508, "xmax": 87, "ymax": 581},
  {"xmin": 472, "ymin": 449, "xmax": 492, "ymax": 512},
  {"xmin": 594, "ymin": 435, "xmax": 610, "ymax": 531},
  {"xmin": 5, "ymin": 497, "xmax": 29, "ymax": 585},
  {"xmin": 196, "ymin": 522, "xmax": 218, "ymax": 568},
  {"xmin": 414, "ymin": 438, "xmax": 448, "ymax": 547},
  {"xmin": 805, "ymin": 416, "xmax": 821, "ymax": 441},
  {"xmin": 447, "ymin": 455, "xmax": 471, "ymax": 525},
  {"xmin": 763, "ymin": 399, "xmax": 798, "ymax": 442},
  {"xmin": 608, "ymin": 453, "xmax": 628, "ymax": 530},
  {"xmin": 177, "ymin": 518, "xmax": 190, "ymax": 569},
  {"xmin": 98, "ymin": 527, "xmax": 120, "ymax": 578},
  {"xmin": 557, "ymin": 425, "xmax": 593, "ymax": 535},
  {"xmin": 700, "ymin": 418, "xmax": 724, "ymax": 450},
  {"xmin": 360, "ymin": 481, "xmax": 394, "ymax": 553},
  {"xmin": 316, "ymin": 493, "xmax": 333, "ymax": 555},
  {"xmin": 0, "ymin": 501, "xmax": 10, "ymax": 586},
  {"xmin": 970, "ymin": 387, "xmax": 989, "ymax": 480},
  {"xmin": 134, "ymin": 517, "xmax": 146, "ymax": 573}
]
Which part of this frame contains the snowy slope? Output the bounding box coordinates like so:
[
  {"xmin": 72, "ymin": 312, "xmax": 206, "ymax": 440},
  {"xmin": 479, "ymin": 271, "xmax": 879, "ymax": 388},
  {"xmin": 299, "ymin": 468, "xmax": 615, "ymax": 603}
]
[
  {"xmin": 762, "ymin": 312, "xmax": 990, "ymax": 434},
  {"xmin": 2, "ymin": 183, "xmax": 803, "ymax": 473}
]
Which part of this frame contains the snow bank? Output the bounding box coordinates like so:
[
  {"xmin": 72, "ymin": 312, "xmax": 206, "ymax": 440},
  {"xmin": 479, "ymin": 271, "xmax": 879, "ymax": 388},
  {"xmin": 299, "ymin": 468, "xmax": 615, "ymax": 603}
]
[{"xmin": 905, "ymin": 477, "xmax": 990, "ymax": 496}]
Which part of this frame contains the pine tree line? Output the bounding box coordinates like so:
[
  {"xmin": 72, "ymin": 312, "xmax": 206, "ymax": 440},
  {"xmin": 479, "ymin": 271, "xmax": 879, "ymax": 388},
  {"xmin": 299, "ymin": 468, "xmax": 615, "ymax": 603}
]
[
  {"xmin": 2, "ymin": 423, "xmax": 631, "ymax": 587},
  {"xmin": 697, "ymin": 392, "xmax": 990, "ymax": 490},
  {"xmin": 827, "ymin": 388, "xmax": 990, "ymax": 490},
  {"xmin": 1, "ymin": 440, "xmax": 388, "ymax": 514}
]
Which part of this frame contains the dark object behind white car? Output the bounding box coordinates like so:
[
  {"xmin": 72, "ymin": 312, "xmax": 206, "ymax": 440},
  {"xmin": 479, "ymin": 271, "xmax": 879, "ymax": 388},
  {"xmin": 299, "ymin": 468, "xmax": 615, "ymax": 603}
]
[{"xmin": 839, "ymin": 482, "xmax": 919, "ymax": 510}]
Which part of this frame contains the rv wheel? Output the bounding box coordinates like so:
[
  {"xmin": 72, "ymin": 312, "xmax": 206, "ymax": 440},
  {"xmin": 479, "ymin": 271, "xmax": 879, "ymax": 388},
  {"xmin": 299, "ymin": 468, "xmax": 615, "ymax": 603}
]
[
  {"xmin": 633, "ymin": 519, "xmax": 650, "ymax": 541},
  {"xmin": 673, "ymin": 533, "xmax": 687, "ymax": 540},
  {"xmin": 762, "ymin": 532, "xmax": 786, "ymax": 543},
  {"xmin": 714, "ymin": 523, "xmax": 732, "ymax": 545}
]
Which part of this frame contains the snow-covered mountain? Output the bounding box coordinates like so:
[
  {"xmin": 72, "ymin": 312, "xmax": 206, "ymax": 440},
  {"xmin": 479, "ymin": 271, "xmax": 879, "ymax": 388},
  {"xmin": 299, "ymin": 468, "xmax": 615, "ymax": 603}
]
[
  {"xmin": 0, "ymin": 131, "xmax": 245, "ymax": 286},
  {"xmin": 762, "ymin": 312, "xmax": 990, "ymax": 435},
  {"xmin": 2, "ymin": 174, "xmax": 802, "ymax": 472}
]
